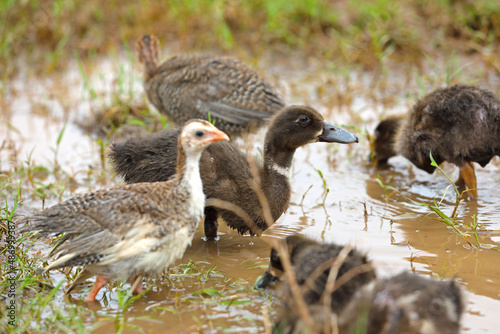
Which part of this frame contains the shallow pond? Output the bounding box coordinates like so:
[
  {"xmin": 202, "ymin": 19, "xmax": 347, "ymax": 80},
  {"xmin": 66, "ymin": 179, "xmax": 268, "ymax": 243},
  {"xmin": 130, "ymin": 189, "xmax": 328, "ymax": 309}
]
[{"xmin": 2, "ymin": 55, "xmax": 500, "ymax": 333}]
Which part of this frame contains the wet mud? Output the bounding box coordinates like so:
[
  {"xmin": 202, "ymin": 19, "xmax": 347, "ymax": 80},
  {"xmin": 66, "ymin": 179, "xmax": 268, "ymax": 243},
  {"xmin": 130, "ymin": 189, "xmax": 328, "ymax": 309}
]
[{"xmin": 2, "ymin": 56, "xmax": 500, "ymax": 333}]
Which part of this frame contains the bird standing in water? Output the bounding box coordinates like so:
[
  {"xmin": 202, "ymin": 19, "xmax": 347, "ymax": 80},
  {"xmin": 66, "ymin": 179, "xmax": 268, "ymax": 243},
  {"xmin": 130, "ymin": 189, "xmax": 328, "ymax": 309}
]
[
  {"xmin": 137, "ymin": 34, "xmax": 285, "ymax": 132},
  {"xmin": 22, "ymin": 120, "xmax": 229, "ymax": 302},
  {"xmin": 372, "ymin": 84, "xmax": 500, "ymax": 198}
]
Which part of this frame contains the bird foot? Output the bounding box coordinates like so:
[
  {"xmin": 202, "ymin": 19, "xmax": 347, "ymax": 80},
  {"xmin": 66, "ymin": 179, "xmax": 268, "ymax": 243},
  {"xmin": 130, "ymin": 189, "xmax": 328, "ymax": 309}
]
[
  {"xmin": 459, "ymin": 162, "xmax": 478, "ymax": 199},
  {"xmin": 131, "ymin": 276, "xmax": 144, "ymax": 295},
  {"xmin": 204, "ymin": 208, "xmax": 219, "ymax": 240},
  {"xmin": 84, "ymin": 274, "xmax": 108, "ymax": 302}
]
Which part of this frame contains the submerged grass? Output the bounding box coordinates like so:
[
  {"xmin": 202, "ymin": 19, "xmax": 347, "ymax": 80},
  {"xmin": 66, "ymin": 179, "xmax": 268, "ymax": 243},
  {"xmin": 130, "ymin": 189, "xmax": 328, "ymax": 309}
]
[
  {"xmin": 376, "ymin": 173, "xmax": 398, "ymax": 201},
  {"xmin": 378, "ymin": 153, "xmax": 499, "ymax": 250}
]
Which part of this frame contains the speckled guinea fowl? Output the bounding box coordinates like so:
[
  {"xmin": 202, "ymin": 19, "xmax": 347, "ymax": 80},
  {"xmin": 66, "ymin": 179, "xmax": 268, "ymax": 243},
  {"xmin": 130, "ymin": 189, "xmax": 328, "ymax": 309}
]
[
  {"xmin": 21, "ymin": 120, "xmax": 228, "ymax": 302},
  {"xmin": 373, "ymin": 84, "xmax": 500, "ymax": 197},
  {"xmin": 255, "ymin": 235, "xmax": 376, "ymax": 313},
  {"xmin": 137, "ymin": 35, "xmax": 285, "ymax": 132},
  {"xmin": 337, "ymin": 272, "xmax": 463, "ymax": 334},
  {"xmin": 109, "ymin": 105, "xmax": 358, "ymax": 239}
]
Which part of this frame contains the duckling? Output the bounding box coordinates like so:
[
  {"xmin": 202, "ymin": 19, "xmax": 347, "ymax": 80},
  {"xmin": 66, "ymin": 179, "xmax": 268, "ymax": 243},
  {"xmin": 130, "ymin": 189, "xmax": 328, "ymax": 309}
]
[
  {"xmin": 21, "ymin": 120, "xmax": 229, "ymax": 302},
  {"xmin": 265, "ymin": 239, "xmax": 463, "ymax": 334},
  {"xmin": 138, "ymin": 35, "xmax": 285, "ymax": 132},
  {"xmin": 337, "ymin": 272, "xmax": 464, "ymax": 334},
  {"xmin": 109, "ymin": 106, "xmax": 358, "ymax": 239},
  {"xmin": 373, "ymin": 85, "xmax": 500, "ymax": 197},
  {"xmin": 256, "ymin": 235, "xmax": 376, "ymax": 313}
]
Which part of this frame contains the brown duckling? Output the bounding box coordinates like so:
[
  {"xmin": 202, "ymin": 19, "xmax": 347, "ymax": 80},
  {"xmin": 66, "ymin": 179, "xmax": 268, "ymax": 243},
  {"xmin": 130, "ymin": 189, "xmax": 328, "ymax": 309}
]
[
  {"xmin": 337, "ymin": 272, "xmax": 464, "ymax": 334},
  {"xmin": 21, "ymin": 120, "xmax": 229, "ymax": 302},
  {"xmin": 256, "ymin": 235, "xmax": 376, "ymax": 314},
  {"xmin": 373, "ymin": 85, "xmax": 500, "ymax": 197},
  {"xmin": 109, "ymin": 106, "xmax": 359, "ymax": 239},
  {"xmin": 264, "ymin": 237, "xmax": 463, "ymax": 334},
  {"xmin": 275, "ymin": 272, "xmax": 463, "ymax": 334},
  {"xmin": 138, "ymin": 35, "xmax": 285, "ymax": 132}
]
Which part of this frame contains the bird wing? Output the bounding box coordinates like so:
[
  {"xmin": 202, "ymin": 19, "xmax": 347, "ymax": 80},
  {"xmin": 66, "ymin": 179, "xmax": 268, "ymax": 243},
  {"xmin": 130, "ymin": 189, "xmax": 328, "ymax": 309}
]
[
  {"xmin": 24, "ymin": 183, "xmax": 181, "ymax": 269},
  {"xmin": 26, "ymin": 186, "xmax": 169, "ymax": 235},
  {"xmin": 157, "ymin": 58, "xmax": 284, "ymax": 125},
  {"xmin": 197, "ymin": 100, "xmax": 275, "ymax": 125}
]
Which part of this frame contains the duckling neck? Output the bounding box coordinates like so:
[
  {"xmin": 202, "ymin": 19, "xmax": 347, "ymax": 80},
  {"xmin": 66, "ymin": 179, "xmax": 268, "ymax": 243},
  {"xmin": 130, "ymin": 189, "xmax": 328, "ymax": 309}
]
[
  {"xmin": 261, "ymin": 144, "xmax": 294, "ymax": 220},
  {"xmin": 177, "ymin": 148, "xmax": 205, "ymax": 220},
  {"xmin": 263, "ymin": 145, "xmax": 296, "ymax": 180}
]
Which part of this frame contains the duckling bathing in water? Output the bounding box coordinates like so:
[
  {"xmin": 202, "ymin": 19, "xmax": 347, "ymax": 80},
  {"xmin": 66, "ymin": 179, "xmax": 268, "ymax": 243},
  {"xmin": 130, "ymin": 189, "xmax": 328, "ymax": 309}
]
[
  {"xmin": 21, "ymin": 120, "xmax": 229, "ymax": 302},
  {"xmin": 373, "ymin": 84, "xmax": 500, "ymax": 198},
  {"xmin": 137, "ymin": 35, "xmax": 285, "ymax": 132},
  {"xmin": 275, "ymin": 272, "xmax": 463, "ymax": 334},
  {"xmin": 109, "ymin": 106, "xmax": 358, "ymax": 239},
  {"xmin": 256, "ymin": 235, "xmax": 376, "ymax": 313},
  {"xmin": 337, "ymin": 272, "xmax": 463, "ymax": 334},
  {"xmin": 260, "ymin": 236, "xmax": 464, "ymax": 334}
]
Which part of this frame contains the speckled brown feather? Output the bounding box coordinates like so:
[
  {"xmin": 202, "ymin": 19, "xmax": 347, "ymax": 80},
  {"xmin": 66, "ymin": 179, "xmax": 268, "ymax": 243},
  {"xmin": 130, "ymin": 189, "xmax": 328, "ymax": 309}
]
[
  {"xmin": 137, "ymin": 35, "xmax": 160, "ymax": 82},
  {"xmin": 138, "ymin": 34, "xmax": 285, "ymax": 131},
  {"xmin": 26, "ymin": 182, "xmax": 187, "ymax": 269}
]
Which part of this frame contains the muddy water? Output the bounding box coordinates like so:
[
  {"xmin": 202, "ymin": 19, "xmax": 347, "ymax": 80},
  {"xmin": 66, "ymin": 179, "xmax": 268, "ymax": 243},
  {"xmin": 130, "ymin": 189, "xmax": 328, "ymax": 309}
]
[{"xmin": 4, "ymin": 57, "xmax": 500, "ymax": 333}]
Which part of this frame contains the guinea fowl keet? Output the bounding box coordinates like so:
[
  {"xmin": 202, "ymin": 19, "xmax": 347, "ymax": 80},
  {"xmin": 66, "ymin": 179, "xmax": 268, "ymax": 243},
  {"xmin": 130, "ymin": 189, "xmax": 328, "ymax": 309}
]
[
  {"xmin": 373, "ymin": 84, "xmax": 500, "ymax": 198},
  {"xmin": 21, "ymin": 120, "xmax": 229, "ymax": 302},
  {"xmin": 137, "ymin": 35, "xmax": 285, "ymax": 132},
  {"xmin": 109, "ymin": 105, "xmax": 359, "ymax": 239}
]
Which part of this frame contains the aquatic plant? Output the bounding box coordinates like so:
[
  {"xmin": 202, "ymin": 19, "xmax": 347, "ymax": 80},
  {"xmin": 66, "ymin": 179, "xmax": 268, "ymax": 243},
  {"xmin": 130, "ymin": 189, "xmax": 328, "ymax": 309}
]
[{"xmin": 408, "ymin": 153, "xmax": 496, "ymax": 250}]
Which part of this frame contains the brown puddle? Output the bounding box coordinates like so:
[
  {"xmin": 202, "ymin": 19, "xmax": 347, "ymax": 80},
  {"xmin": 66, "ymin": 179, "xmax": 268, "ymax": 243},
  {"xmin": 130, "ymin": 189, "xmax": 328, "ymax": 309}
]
[{"xmin": 3, "ymin": 56, "xmax": 500, "ymax": 333}]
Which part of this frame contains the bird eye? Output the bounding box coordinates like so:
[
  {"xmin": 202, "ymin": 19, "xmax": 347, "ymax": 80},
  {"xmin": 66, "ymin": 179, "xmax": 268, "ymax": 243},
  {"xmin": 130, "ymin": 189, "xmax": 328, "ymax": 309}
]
[
  {"xmin": 297, "ymin": 115, "xmax": 310, "ymax": 124},
  {"xmin": 195, "ymin": 130, "xmax": 204, "ymax": 138}
]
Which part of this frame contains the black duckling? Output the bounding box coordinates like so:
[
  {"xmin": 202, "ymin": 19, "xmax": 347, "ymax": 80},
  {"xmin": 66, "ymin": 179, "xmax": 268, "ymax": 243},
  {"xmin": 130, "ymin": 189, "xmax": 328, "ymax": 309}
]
[
  {"xmin": 373, "ymin": 84, "xmax": 500, "ymax": 198},
  {"xmin": 21, "ymin": 120, "xmax": 229, "ymax": 302},
  {"xmin": 137, "ymin": 35, "xmax": 285, "ymax": 132},
  {"xmin": 337, "ymin": 272, "xmax": 464, "ymax": 334},
  {"xmin": 256, "ymin": 235, "xmax": 376, "ymax": 314},
  {"xmin": 109, "ymin": 105, "xmax": 359, "ymax": 239}
]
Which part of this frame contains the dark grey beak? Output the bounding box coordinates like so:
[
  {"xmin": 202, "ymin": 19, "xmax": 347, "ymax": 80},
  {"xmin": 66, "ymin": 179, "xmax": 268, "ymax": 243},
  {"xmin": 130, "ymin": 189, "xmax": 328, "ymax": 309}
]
[
  {"xmin": 255, "ymin": 272, "xmax": 278, "ymax": 289},
  {"xmin": 318, "ymin": 121, "xmax": 359, "ymax": 143}
]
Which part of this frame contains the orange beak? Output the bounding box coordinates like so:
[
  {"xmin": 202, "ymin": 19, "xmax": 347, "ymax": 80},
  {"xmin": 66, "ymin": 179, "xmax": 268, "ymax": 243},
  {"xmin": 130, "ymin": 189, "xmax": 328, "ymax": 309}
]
[{"xmin": 205, "ymin": 127, "xmax": 230, "ymax": 144}]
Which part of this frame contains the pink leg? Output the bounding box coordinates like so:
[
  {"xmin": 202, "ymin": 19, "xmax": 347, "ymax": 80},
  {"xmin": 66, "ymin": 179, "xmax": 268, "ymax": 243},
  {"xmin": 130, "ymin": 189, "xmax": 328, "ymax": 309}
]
[
  {"xmin": 85, "ymin": 274, "xmax": 107, "ymax": 302},
  {"xmin": 131, "ymin": 276, "xmax": 143, "ymax": 295}
]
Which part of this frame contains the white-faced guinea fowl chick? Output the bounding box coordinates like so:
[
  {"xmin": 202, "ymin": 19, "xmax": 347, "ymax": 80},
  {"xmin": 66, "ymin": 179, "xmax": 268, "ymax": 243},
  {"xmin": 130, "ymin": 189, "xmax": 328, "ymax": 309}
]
[
  {"xmin": 372, "ymin": 84, "xmax": 500, "ymax": 198},
  {"xmin": 255, "ymin": 235, "xmax": 376, "ymax": 314},
  {"xmin": 337, "ymin": 271, "xmax": 464, "ymax": 334},
  {"xmin": 137, "ymin": 35, "xmax": 285, "ymax": 132},
  {"xmin": 108, "ymin": 106, "xmax": 359, "ymax": 240},
  {"xmin": 21, "ymin": 120, "xmax": 229, "ymax": 302}
]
